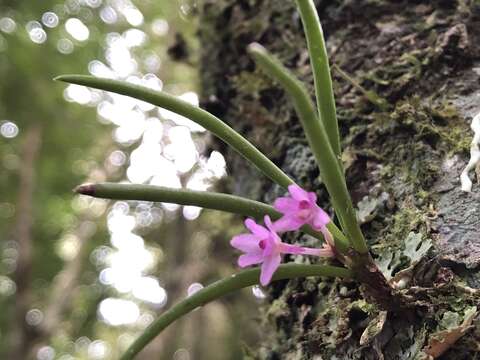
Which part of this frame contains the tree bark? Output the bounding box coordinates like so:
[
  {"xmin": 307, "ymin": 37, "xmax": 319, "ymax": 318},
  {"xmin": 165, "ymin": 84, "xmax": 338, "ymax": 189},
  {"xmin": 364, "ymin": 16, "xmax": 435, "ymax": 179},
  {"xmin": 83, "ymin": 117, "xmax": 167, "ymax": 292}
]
[{"xmin": 199, "ymin": 1, "xmax": 480, "ymax": 358}]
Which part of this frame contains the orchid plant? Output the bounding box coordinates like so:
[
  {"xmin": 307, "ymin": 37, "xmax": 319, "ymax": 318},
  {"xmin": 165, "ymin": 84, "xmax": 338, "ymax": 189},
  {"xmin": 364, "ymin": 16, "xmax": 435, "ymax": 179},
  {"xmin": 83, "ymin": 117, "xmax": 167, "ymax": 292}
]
[{"xmin": 57, "ymin": 1, "xmax": 399, "ymax": 358}]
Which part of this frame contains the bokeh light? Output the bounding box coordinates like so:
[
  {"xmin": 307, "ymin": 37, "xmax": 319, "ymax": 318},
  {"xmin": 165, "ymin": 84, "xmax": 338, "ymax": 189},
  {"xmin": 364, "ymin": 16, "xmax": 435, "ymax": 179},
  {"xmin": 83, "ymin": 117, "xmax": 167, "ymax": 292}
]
[
  {"xmin": 41, "ymin": 12, "xmax": 59, "ymax": 28},
  {"xmin": 99, "ymin": 298, "xmax": 140, "ymax": 326},
  {"xmin": 0, "ymin": 17, "xmax": 16, "ymax": 33},
  {"xmin": 0, "ymin": 121, "xmax": 19, "ymax": 138},
  {"xmin": 65, "ymin": 18, "xmax": 89, "ymax": 41}
]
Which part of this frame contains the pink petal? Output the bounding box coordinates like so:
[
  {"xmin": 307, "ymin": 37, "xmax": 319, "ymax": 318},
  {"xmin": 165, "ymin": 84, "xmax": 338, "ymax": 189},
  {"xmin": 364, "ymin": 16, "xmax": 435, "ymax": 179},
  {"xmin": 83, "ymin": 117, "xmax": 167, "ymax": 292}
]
[
  {"xmin": 260, "ymin": 254, "xmax": 281, "ymax": 286},
  {"xmin": 238, "ymin": 253, "xmax": 264, "ymax": 267},
  {"xmin": 288, "ymin": 184, "xmax": 310, "ymax": 202},
  {"xmin": 264, "ymin": 215, "xmax": 273, "ymax": 229},
  {"xmin": 273, "ymin": 197, "xmax": 298, "ymax": 213},
  {"xmin": 263, "ymin": 216, "xmax": 282, "ymax": 247},
  {"xmin": 312, "ymin": 207, "xmax": 330, "ymax": 229},
  {"xmin": 263, "ymin": 216, "xmax": 279, "ymax": 236},
  {"xmin": 262, "ymin": 237, "xmax": 276, "ymax": 257},
  {"xmin": 272, "ymin": 215, "xmax": 305, "ymax": 232},
  {"xmin": 307, "ymin": 191, "xmax": 317, "ymax": 203},
  {"xmin": 244, "ymin": 218, "xmax": 269, "ymax": 238},
  {"xmin": 230, "ymin": 234, "xmax": 261, "ymax": 253}
]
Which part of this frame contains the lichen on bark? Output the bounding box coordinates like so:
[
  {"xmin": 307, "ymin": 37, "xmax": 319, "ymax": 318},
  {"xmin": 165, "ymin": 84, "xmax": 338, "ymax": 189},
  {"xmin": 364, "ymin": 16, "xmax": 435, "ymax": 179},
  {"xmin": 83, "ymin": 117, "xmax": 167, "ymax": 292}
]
[{"xmin": 199, "ymin": 0, "xmax": 480, "ymax": 358}]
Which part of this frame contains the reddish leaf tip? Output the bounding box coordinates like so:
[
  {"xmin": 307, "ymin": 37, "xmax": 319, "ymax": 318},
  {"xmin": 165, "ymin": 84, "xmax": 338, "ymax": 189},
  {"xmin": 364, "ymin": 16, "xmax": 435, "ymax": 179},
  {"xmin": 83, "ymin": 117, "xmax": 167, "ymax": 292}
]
[{"xmin": 74, "ymin": 183, "xmax": 96, "ymax": 196}]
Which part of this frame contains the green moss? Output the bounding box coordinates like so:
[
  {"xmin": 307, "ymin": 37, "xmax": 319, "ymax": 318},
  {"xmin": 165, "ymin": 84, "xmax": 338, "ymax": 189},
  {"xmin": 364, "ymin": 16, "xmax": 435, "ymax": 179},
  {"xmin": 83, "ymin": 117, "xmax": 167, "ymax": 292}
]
[
  {"xmin": 385, "ymin": 202, "xmax": 423, "ymax": 237},
  {"xmin": 266, "ymin": 297, "xmax": 290, "ymax": 322},
  {"xmin": 231, "ymin": 70, "xmax": 272, "ymax": 95}
]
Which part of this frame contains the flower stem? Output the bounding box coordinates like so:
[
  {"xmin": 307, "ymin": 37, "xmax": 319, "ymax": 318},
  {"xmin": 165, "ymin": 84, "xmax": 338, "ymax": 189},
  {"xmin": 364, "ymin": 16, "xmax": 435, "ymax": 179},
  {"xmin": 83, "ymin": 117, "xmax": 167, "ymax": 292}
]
[
  {"xmin": 54, "ymin": 75, "xmax": 294, "ymax": 189},
  {"xmin": 248, "ymin": 44, "xmax": 368, "ymax": 254},
  {"xmin": 75, "ymin": 183, "xmax": 349, "ymax": 251},
  {"xmin": 120, "ymin": 264, "xmax": 352, "ymax": 360},
  {"xmin": 295, "ymin": 0, "xmax": 341, "ymax": 157}
]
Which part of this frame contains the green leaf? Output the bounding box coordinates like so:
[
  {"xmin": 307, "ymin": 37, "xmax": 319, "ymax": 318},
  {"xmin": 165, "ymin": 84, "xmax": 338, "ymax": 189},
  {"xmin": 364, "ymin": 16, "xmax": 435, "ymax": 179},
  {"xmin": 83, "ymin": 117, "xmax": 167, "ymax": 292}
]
[
  {"xmin": 295, "ymin": 0, "xmax": 341, "ymax": 156},
  {"xmin": 247, "ymin": 44, "xmax": 367, "ymax": 254},
  {"xmin": 55, "ymin": 75, "xmax": 294, "ymax": 189},
  {"xmin": 120, "ymin": 264, "xmax": 352, "ymax": 360},
  {"xmin": 75, "ymin": 182, "xmax": 349, "ymax": 248}
]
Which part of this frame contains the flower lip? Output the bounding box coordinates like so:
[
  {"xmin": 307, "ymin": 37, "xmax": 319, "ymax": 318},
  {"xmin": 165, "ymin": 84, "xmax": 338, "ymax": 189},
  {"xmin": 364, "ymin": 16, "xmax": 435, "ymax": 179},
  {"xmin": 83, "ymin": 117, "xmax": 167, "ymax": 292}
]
[
  {"xmin": 258, "ymin": 240, "xmax": 266, "ymax": 250},
  {"xmin": 297, "ymin": 209, "xmax": 311, "ymax": 221},
  {"xmin": 299, "ymin": 200, "xmax": 310, "ymax": 209}
]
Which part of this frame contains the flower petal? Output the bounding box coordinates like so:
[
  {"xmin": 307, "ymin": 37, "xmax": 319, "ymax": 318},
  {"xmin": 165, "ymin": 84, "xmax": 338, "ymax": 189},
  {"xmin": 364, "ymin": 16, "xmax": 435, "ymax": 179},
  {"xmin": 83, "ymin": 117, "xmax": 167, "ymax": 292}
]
[
  {"xmin": 262, "ymin": 216, "xmax": 282, "ymax": 248},
  {"xmin": 238, "ymin": 253, "xmax": 264, "ymax": 267},
  {"xmin": 288, "ymin": 184, "xmax": 310, "ymax": 202},
  {"xmin": 272, "ymin": 215, "xmax": 305, "ymax": 232},
  {"xmin": 230, "ymin": 234, "xmax": 261, "ymax": 253},
  {"xmin": 260, "ymin": 254, "xmax": 281, "ymax": 286},
  {"xmin": 312, "ymin": 207, "xmax": 330, "ymax": 229},
  {"xmin": 308, "ymin": 191, "xmax": 317, "ymax": 203},
  {"xmin": 264, "ymin": 215, "xmax": 273, "ymax": 229},
  {"xmin": 244, "ymin": 218, "xmax": 269, "ymax": 238},
  {"xmin": 273, "ymin": 197, "xmax": 298, "ymax": 213}
]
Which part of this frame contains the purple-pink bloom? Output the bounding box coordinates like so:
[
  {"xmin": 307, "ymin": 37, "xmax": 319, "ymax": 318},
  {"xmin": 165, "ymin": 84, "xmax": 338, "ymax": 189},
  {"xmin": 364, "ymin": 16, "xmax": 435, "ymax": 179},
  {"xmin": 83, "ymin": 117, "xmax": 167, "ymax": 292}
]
[
  {"xmin": 274, "ymin": 184, "xmax": 331, "ymax": 234},
  {"xmin": 230, "ymin": 215, "xmax": 334, "ymax": 286}
]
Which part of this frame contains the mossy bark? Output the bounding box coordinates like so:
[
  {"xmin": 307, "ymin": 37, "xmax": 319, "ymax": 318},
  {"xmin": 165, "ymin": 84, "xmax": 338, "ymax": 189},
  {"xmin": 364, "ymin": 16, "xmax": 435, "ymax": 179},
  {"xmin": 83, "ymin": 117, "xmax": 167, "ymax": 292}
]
[{"xmin": 199, "ymin": 1, "xmax": 480, "ymax": 358}]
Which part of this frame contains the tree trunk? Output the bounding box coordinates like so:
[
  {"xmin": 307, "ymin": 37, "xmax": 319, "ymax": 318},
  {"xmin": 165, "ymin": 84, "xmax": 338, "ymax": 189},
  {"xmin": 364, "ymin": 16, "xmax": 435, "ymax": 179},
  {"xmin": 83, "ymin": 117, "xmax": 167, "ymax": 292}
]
[
  {"xmin": 10, "ymin": 124, "xmax": 42, "ymax": 360},
  {"xmin": 199, "ymin": 1, "xmax": 480, "ymax": 359}
]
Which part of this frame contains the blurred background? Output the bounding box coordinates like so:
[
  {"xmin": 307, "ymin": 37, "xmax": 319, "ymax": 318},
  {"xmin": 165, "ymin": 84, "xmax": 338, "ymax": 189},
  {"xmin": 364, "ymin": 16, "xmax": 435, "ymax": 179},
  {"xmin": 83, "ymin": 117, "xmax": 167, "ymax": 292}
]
[{"xmin": 0, "ymin": 0, "xmax": 263, "ymax": 358}]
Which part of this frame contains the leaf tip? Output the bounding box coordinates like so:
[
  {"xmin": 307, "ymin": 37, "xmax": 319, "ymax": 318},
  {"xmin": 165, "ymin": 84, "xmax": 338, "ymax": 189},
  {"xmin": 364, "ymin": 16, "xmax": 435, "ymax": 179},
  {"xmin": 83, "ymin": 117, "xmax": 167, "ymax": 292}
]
[
  {"xmin": 74, "ymin": 183, "xmax": 96, "ymax": 196},
  {"xmin": 53, "ymin": 75, "xmax": 67, "ymax": 82},
  {"xmin": 247, "ymin": 42, "xmax": 266, "ymax": 55},
  {"xmin": 53, "ymin": 74, "xmax": 83, "ymax": 84}
]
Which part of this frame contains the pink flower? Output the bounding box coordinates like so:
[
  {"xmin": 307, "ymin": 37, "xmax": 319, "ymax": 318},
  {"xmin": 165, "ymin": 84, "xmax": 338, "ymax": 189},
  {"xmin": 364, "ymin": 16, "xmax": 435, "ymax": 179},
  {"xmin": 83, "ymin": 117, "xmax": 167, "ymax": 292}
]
[
  {"xmin": 231, "ymin": 215, "xmax": 334, "ymax": 286},
  {"xmin": 274, "ymin": 184, "xmax": 330, "ymax": 231}
]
